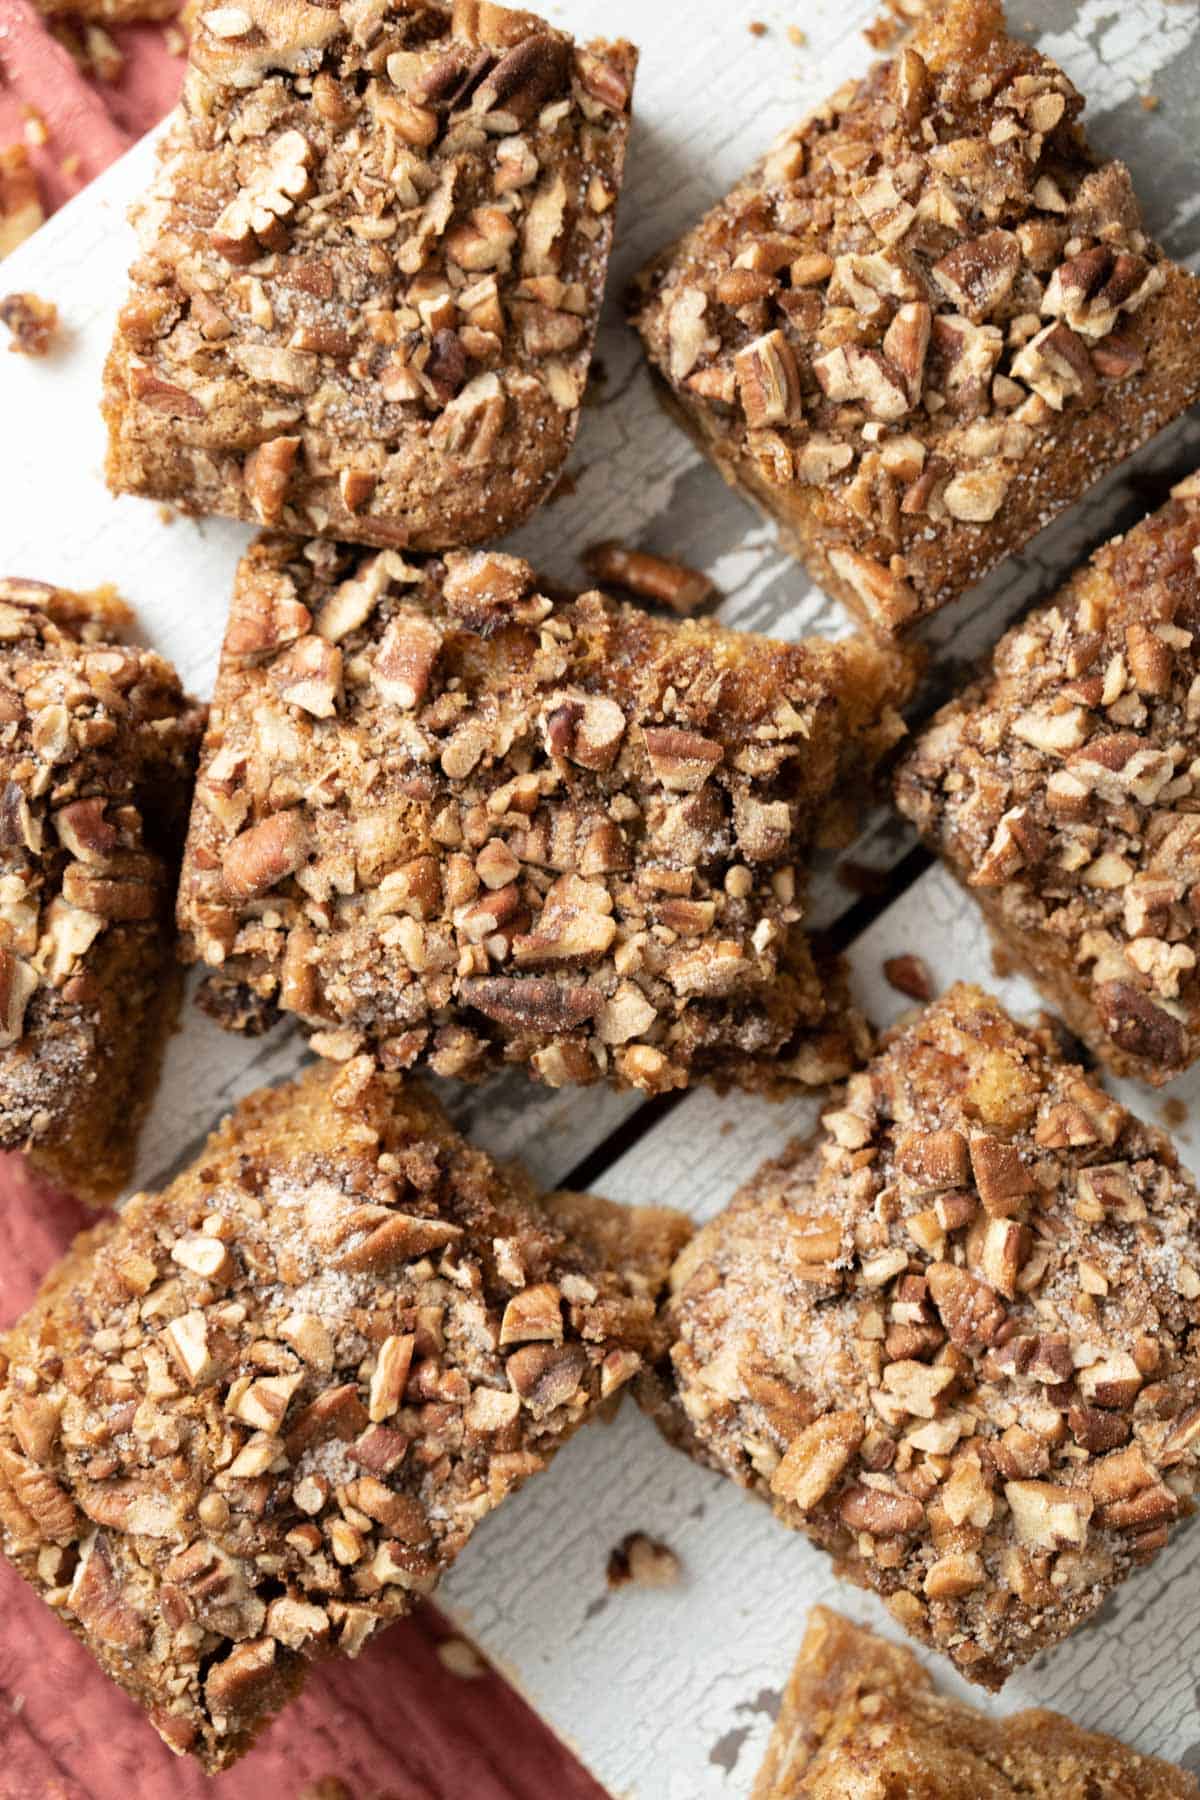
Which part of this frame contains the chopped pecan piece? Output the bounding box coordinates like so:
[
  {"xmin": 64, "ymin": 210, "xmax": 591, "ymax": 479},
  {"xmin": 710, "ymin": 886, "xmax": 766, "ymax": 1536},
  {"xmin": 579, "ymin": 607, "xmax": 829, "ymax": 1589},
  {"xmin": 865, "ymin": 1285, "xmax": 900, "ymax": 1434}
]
[
  {"xmin": 221, "ymin": 811, "xmax": 312, "ymax": 900},
  {"xmin": 373, "ymin": 611, "xmax": 444, "ymax": 710},
  {"xmin": 270, "ymin": 634, "xmax": 342, "ymax": 718},
  {"xmin": 882, "ymin": 953, "xmax": 933, "ymax": 1000},
  {"xmin": 542, "ymin": 691, "xmax": 626, "ymax": 770},
  {"xmin": 735, "ymin": 330, "xmax": 803, "ymax": 428},
  {"xmin": 210, "ymin": 131, "xmax": 316, "ymax": 264},
  {"xmin": 927, "ymin": 1262, "xmax": 1005, "ymax": 1351},
  {"xmin": 506, "ymin": 1342, "xmax": 588, "ymax": 1414},
  {"xmin": 839, "ymin": 1484, "xmax": 924, "ymax": 1536},
  {"xmin": 582, "ymin": 543, "xmax": 714, "ymax": 616},
  {"xmin": 932, "ymin": 231, "xmax": 1020, "ymax": 321},
  {"xmin": 642, "ymin": 727, "xmax": 724, "ymax": 793},
  {"xmin": 69, "ymin": 1534, "xmax": 148, "ymax": 1650},
  {"xmin": 244, "ymin": 436, "xmax": 301, "ymax": 525},
  {"xmin": 771, "ymin": 1411, "xmax": 865, "ymax": 1510},
  {"xmin": 462, "ymin": 976, "xmax": 601, "ymax": 1033}
]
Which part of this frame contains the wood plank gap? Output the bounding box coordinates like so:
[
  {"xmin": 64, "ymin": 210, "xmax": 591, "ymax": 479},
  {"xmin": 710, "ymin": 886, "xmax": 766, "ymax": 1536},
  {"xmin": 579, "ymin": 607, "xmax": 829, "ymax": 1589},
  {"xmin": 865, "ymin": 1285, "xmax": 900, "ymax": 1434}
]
[
  {"xmin": 557, "ymin": 1090, "xmax": 684, "ymax": 1194},
  {"xmin": 819, "ymin": 844, "xmax": 934, "ymax": 955}
]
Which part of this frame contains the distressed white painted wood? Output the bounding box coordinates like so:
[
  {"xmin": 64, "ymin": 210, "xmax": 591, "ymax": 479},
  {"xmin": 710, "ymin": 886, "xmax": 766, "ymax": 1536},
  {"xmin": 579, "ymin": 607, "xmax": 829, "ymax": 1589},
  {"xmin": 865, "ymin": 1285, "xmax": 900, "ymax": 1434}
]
[{"xmin": 2, "ymin": 0, "xmax": 1200, "ymax": 1793}]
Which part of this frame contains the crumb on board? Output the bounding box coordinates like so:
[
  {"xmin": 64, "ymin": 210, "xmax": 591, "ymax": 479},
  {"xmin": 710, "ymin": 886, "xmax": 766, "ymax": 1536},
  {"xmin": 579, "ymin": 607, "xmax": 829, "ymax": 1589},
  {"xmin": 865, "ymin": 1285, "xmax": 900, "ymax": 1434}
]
[
  {"xmin": 788, "ymin": 25, "xmax": 807, "ymax": 46},
  {"xmin": 748, "ymin": 20, "xmax": 768, "ymax": 36},
  {"xmin": 864, "ymin": 0, "xmax": 929, "ymax": 50},
  {"xmin": 883, "ymin": 954, "xmax": 934, "ymax": 1002},
  {"xmin": 1162, "ymin": 1096, "xmax": 1189, "ymax": 1130},
  {"xmin": 0, "ymin": 291, "xmax": 59, "ymax": 356},
  {"xmin": 1141, "ymin": 93, "xmax": 1160, "ymax": 111},
  {"xmin": 157, "ymin": 504, "xmax": 177, "ymax": 526},
  {"xmin": 437, "ymin": 1637, "xmax": 488, "ymax": 1680},
  {"xmin": 607, "ymin": 1532, "xmax": 682, "ymax": 1590},
  {"xmin": 583, "ymin": 541, "xmax": 715, "ymax": 616}
]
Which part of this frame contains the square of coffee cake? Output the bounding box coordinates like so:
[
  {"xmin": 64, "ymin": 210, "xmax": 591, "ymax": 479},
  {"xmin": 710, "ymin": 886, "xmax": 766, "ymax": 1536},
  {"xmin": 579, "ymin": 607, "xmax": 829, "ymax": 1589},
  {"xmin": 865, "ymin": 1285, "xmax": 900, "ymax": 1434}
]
[
  {"xmin": 0, "ymin": 578, "xmax": 202, "ymax": 1202},
  {"xmin": 645, "ymin": 987, "xmax": 1200, "ymax": 1689},
  {"xmin": 632, "ymin": 0, "xmax": 1200, "ymax": 632},
  {"xmin": 897, "ymin": 475, "xmax": 1200, "ymax": 1086},
  {"xmin": 753, "ymin": 1607, "xmax": 1196, "ymax": 1798},
  {"xmin": 0, "ymin": 1057, "xmax": 689, "ymax": 1769},
  {"xmin": 103, "ymin": 0, "xmax": 635, "ymax": 550},
  {"xmin": 177, "ymin": 536, "xmax": 913, "ymax": 1094}
]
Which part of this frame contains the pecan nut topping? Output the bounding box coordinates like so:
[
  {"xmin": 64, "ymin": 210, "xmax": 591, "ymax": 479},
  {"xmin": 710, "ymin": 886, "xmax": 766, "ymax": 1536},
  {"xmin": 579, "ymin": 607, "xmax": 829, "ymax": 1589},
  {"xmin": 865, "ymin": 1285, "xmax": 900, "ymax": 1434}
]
[
  {"xmin": 631, "ymin": 0, "xmax": 1200, "ymax": 632},
  {"xmin": 178, "ymin": 535, "xmax": 914, "ymax": 1097},
  {"xmin": 642, "ymin": 988, "xmax": 1200, "ymax": 1691},
  {"xmin": 0, "ymin": 1059, "xmax": 690, "ymax": 1771},
  {"xmin": 103, "ymin": 0, "xmax": 637, "ymax": 553}
]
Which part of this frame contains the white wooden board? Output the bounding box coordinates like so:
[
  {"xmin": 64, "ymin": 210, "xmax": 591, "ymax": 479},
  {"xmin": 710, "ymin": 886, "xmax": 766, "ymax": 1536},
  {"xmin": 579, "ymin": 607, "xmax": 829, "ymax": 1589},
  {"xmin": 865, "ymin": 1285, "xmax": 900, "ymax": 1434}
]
[{"xmin": 3, "ymin": 0, "xmax": 1200, "ymax": 1793}]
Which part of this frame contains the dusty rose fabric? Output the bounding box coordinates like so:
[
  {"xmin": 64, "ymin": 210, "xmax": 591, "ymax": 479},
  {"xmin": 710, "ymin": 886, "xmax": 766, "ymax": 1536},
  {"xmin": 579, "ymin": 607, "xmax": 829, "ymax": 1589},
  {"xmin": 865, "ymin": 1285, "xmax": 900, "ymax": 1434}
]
[
  {"xmin": 0, "ymin": 11, "xmax": 610, "ymax": 1790},
  {"xmin": 0, "ymin": 0, "xmax": 178, "ymax": 212}
]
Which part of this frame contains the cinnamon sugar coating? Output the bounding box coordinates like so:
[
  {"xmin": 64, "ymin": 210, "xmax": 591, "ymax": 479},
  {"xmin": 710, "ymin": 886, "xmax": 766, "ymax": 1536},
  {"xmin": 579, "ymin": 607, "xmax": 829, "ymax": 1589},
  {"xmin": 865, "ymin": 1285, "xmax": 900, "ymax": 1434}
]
[
  {"xmin": 176, "ymin": 535, "xmax": 913, "ymax": 1095},
  {"xmin": 643, "ymin": 987, "xmax": 1200, "ymax": 1689},
  {"xmin": 0, "ymin": 1057, "xmax": 689, "ymax": 1771},
  {"xmin": 754, "ymin": 1607, "xmax": 1197, "ymax": 1798},
  {"xmin": 102, "ymin": 0, "xmax": 634, "ymax": 550},
  {"xmin": 897, "ymin": 475, "xmax": 1200, "ymax": 1086},
  {"xmin": 631, "ymin": 0, "xmax": 1200, "ymax": 633},
  {"xmin": 0, "ymin": 579, "xmax": 202, "ymax": 1203}
]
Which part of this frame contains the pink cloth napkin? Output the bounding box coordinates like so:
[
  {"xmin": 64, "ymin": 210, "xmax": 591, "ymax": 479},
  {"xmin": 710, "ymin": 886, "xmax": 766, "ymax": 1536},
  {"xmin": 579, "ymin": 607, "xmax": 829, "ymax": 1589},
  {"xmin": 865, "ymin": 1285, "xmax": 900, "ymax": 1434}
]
[
  {"xmin": 0, "ymin": 0, "xmax": 182, "ymax": 212},
  {"xmin": 0, "ymin": 10, "xmax": 611, "ymax": 1792}
]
